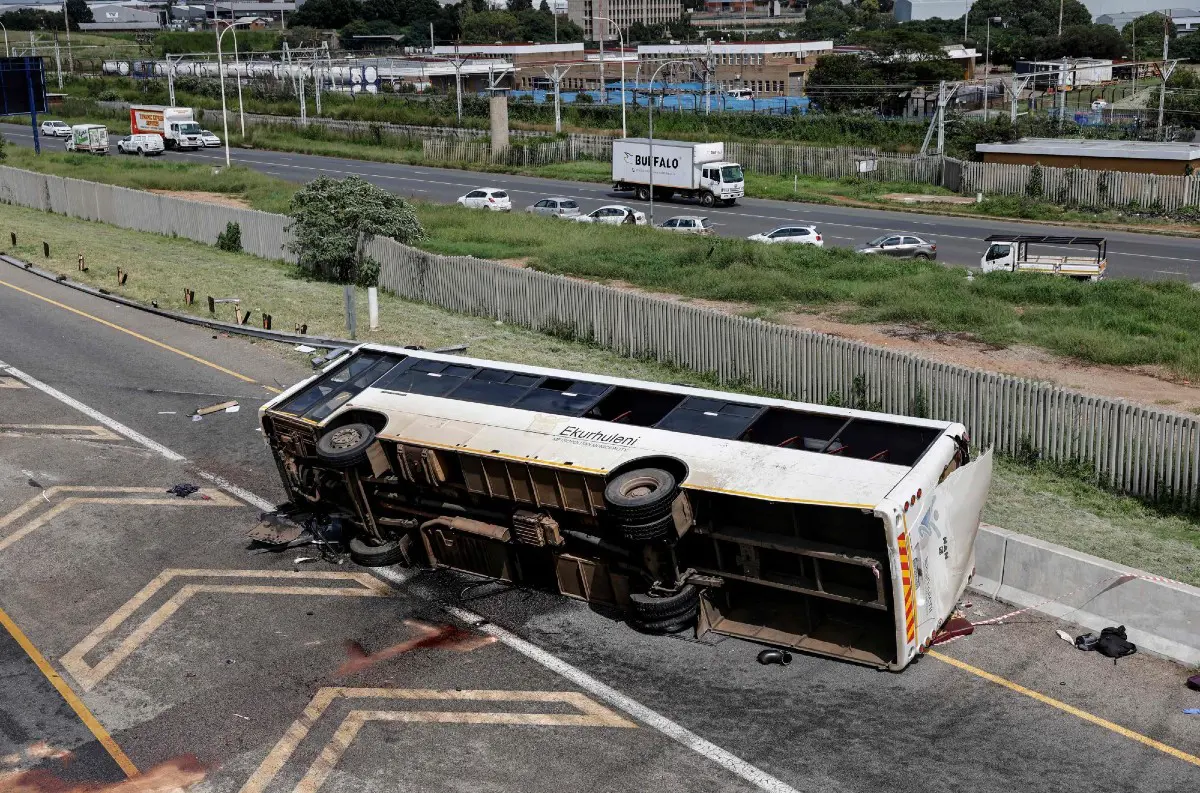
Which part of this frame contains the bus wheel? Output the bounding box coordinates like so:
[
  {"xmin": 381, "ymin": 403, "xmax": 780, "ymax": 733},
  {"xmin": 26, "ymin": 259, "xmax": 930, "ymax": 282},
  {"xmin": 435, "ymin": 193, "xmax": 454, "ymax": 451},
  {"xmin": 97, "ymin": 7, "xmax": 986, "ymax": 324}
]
[
  {"xmin": 316, "ymin": 423, "xmax": 376, "ymax": 469},
  {"xmin": 348, "ymin": 535, "xmax": 409, "ymax": 567},
  {"xmin": 604, "ymin": 467, "xmax": 677, "ymax": 524},
  {"xmin": 619, "ymin": 513, "xmax": 675, "ymax": 542}
]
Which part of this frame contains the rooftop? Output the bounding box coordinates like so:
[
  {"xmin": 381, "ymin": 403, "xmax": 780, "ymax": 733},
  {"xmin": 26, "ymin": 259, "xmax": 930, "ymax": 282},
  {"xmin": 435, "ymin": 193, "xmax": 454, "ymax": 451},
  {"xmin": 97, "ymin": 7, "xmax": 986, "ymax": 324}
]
[{"xmin": 976, "ymin": 138, "xmax": 1200, "ymax": 160}]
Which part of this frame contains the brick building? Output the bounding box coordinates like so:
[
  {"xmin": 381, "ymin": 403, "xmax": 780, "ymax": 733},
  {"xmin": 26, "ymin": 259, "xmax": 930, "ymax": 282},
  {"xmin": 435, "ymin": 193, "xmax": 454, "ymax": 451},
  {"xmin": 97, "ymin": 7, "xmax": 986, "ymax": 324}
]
[{"xmin": 637, "ymin": 40, "xmax": 833, "ymax": 97}]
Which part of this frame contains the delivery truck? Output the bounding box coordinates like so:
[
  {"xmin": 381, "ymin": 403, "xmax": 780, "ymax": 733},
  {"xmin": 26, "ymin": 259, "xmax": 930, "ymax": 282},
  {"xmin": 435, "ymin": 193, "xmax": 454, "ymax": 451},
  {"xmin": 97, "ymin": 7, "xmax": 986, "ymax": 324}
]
[
  {"xmin": 64, "ymin": 124, "xmax": 109, "ymax": 155},
  {"xmin": 612, "ymin": 139, "xmax": 745, "ymax": 207},
  {"xmin": 981, "ymin": 234, "xmax": 1107, "ymax": 281},
  {"xmin": 129, "ymin": 105, "xmax": 205, "ymax": 150}
]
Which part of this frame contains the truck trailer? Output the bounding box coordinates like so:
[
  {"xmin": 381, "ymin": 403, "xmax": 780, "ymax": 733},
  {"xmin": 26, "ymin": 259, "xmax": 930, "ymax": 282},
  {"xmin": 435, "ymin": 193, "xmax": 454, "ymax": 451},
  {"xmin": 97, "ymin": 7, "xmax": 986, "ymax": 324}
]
[
  {"xmin": 129, "ymin": 105, "xmax": 204, "ymax": 150},
  {"xmin": 612, "ymin": 139, "xmax": 745, "ymax": 208}
]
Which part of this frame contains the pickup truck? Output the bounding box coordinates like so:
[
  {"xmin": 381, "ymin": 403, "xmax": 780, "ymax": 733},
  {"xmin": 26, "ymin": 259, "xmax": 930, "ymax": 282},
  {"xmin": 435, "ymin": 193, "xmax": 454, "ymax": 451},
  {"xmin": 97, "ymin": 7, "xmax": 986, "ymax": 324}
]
[{"xmin": 980, "ymin": 235, "xmax": 1107, "ymax": 281}]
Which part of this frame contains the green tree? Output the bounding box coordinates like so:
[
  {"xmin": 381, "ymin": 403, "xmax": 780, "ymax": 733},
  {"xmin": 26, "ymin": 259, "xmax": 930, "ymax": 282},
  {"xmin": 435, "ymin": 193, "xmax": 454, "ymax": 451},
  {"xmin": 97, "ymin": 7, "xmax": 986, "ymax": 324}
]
[
  {"xmin": 789, "ymin": 0, "xmax": 853, "ymax": 42},
  {"xmin": 1122, "ymin": 13, "xmax": 1176, "ymax": 62},
  {"xmin": 287, "ymin": 176, "xmax": 425, "ymax": 286},
  {"xmin": 65, "ymin": 0, "xmax": 92, "ymax": 27},
  {"xmin": 806, "ymin": 54, "xmax": 885, "ymax": 112},
  {"xmin": 291, "ymin": 0, "xmax": 364, "ymax": 29},
  {"xmin": 461, "ymin": 10, "xmax": 521, "ymax": 42},
  {"xmin": 1164, "ymin": 67, "xmax": 1200, "ymax": 125}
]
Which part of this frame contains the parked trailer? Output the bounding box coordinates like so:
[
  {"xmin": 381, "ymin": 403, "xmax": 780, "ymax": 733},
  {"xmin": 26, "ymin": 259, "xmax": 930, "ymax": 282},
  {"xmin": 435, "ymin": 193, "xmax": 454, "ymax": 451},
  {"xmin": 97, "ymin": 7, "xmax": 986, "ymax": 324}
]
[
  {"xmin": 260, "ymin": 345, "xmax": 992, "ymax": 670},
  {"xmin": 981, "ymin": 235, "xmax": 1107, "ymax": 281},
  {"xmin": 129, "ymin": 105, "xmax": 204, "ymax": 150},
  {"xmin": 612, "ymin": 138, "xmax": 745, "ymax": 208}
]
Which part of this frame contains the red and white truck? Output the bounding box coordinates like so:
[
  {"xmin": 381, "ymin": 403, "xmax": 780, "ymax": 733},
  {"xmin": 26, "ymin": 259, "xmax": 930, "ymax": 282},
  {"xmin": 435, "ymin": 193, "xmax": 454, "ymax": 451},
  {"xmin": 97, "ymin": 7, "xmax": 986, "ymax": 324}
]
[{"xmin": 129, "ymin": 105, "xmax": 204, "ymax": 150}]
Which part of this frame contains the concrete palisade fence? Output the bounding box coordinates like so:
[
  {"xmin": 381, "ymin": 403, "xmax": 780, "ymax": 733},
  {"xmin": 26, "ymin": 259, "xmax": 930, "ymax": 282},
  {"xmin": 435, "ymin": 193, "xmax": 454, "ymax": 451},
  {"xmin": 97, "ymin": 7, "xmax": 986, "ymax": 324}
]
[{"xmin": 3, "ymin": 164, "xmax": 1200, "ymax": 506}]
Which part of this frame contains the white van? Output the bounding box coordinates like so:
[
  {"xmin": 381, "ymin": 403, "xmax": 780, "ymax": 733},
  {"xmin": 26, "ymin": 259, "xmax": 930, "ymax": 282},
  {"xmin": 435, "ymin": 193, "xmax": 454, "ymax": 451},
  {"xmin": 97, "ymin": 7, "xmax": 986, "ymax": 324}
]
[{"xmin": 116, "ymin": 134, "xmax": 165, "ymax": 156}]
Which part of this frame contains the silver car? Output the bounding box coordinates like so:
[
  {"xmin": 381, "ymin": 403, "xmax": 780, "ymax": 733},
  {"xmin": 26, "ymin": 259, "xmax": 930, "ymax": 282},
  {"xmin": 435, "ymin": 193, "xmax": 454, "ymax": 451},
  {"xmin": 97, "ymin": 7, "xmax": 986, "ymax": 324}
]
[
  {"xmin": 526, "ymin": 197, "xmax": 582, "ymax": 218},
  {"xmin": 659, "ymin": 216, "xmax": 714, "ymax": 235},
  {"xmin": 856, "ymin": 234, "xmax": 937, "ymax": 260}
]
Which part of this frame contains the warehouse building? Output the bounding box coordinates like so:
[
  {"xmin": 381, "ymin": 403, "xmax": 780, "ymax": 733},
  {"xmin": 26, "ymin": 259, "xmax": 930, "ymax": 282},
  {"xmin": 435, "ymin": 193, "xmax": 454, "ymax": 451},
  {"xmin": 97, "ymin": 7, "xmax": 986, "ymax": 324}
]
[
  {"xmin": 976, "ymin": 138, "xmax": 1200, "ymax": 175},
  {"xmin": 637, "ymin": 40, "xmax": 833, "ymax": 96}
]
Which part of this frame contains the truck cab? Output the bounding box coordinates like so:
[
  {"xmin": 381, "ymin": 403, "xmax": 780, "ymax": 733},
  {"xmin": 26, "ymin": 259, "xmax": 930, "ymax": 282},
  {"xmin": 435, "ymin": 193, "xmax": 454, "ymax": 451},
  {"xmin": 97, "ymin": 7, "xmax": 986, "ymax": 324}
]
[
  {"xmin": 699, "ymin": 162, "xmax": 745, "ymax": 206},
  {"xmin": 169, "ymin": 120, "xmax": 204, "ymax": 150},
  {"xmin": 981, "ymin": 234, "xmax": 1107, "ymax": 281}
]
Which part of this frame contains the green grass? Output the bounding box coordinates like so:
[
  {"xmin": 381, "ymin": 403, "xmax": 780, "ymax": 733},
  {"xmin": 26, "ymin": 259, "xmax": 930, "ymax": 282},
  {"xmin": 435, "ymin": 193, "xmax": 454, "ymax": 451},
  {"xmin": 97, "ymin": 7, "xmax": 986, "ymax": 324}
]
[
  {"xmin": 2, "ymin": 199, "xmax": 1196, "ymax": 583},
  {"xmin": 2, "ymin": 146, "xmax": 295, "ymax": 214},
  {"xmin": 417, "ymin": 203, "xmax": 1200, "ymax": 379}
]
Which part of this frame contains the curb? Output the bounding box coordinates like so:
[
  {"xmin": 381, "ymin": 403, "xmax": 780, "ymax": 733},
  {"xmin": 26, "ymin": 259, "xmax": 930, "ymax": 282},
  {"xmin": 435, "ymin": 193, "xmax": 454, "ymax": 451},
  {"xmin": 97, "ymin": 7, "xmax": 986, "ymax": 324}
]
[{"xmin": 970, "ymin": 524, "xmax": 1200, "ymax": 667}]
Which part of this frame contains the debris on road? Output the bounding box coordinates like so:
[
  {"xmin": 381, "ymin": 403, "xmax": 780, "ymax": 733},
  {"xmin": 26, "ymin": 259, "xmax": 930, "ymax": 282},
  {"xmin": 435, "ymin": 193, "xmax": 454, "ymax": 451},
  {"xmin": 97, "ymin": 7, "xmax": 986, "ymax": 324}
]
[
  {"xmin": 1188, "ymin": 674, "xmax": 1200, "ymax": 691},
  {"xmin": 1094, "ymin": 626, "xmax": 1137, "ymax": 659},
  {"xmin": 294, "ymin": 344, "xmax": 316, "ymax": 353},
  {"xmin": 1074, "ymin": 633, "xmax": 1100, "ymax": 651},
  {"xmin": 337, "ymin": 619, "xmax": 496, "ymax": 675},
  {"xmin": 293, "ymin": 556, "xmax": 317, "ymax": 564},
  {"xmin": 1055, "ymin": 629, "xmax": 1074, "ymax": 644},
  {"xmin": 195, "ymin": 399, "xmax": 239, "ymax": 416},
  {"xmin": 931, "ymin": 615, "xmax": 974, "ymax": 645},
  {"xmin": 1184, "ymin": 709, "xmax": 1200, "ymax": 715},
  {"xmin": 166, "ymin": 483, "xmax": 200, "ymax": 498},
  {"xmin": 756, "ymin": 648, "xmax": 792, "ymax": 666}
]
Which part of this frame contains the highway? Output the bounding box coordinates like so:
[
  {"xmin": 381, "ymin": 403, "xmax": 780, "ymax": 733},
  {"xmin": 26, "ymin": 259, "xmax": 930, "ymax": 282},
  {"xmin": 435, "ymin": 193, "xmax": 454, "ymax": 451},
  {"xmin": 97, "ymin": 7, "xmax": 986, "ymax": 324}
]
[
  {"xmin": 1, "ymin": 264, "xmax": 1198, "ymax": 792},
  {"xmin": 6, "ymin": 125, "xmax": 1200, "ymax": 282}
]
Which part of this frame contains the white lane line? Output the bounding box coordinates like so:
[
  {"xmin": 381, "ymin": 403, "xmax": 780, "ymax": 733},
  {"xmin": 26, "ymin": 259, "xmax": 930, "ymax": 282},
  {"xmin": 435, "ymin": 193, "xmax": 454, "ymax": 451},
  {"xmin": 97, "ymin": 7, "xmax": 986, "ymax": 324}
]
[
  {"xmin": 1155, "ymin": 269, "xmax": 1186, "ymax": 275},
  {"xmin": 0, "ymin": 359, "xmax": 276, "ymax": 513},
  {"xmin": 444, "ymin": 605, "xmax": 805, "ymax": 793},
  {"xmin": 0, "ymin": 353, "xmax": 805, "ymax": 793}
]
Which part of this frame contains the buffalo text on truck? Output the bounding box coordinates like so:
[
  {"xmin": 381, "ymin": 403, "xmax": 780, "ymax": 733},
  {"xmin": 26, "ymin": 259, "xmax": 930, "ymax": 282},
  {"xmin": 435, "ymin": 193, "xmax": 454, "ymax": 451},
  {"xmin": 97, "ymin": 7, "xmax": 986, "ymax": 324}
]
[
  {"xmin": 129, "ymin": 105, "xmax": 204, "ymax": 150},
  {"xmin": 260, "ymin": 346, "xmax": 992, "ymax": 670},
  {"xmin": 612, "ymin": 139, "xmax": 745, "ymax": 208}
]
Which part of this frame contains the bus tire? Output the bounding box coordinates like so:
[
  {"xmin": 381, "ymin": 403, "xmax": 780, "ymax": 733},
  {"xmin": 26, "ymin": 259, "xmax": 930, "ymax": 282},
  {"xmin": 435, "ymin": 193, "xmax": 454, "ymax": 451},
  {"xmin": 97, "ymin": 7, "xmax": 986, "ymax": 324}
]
[
  {"xmin": 630, "ymin": 584, "xmax": 699, "ymax": 619},
  {"xmin": 635, "ymin": 605, "xmax": 699, "ymax": 634},
  {"xmin": 604, "ymin": 467, "xmax": 677, "ymax": 523},
  {"xmin": 316, "ymin": 423, "xmax": 376, "ymax": 469},
  {"xmin": 348, "ymin": 535, "xmax": 409, "ymax": 567},
  {"xmin": 619, "ymin": 513, "xmax": 675, "ymax": 542}
]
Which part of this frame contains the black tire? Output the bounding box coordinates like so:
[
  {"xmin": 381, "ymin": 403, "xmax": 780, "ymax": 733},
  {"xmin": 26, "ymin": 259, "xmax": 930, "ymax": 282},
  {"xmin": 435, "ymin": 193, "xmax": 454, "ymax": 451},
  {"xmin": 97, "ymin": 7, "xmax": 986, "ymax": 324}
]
[
  {"xmin": 635, "ymin": 186, "xmax": 651, "ymax": 201},
  {"xmin": 619, "ymin": 513, "xmax": 675, "ymax": 542},
  {"xmin": 913, "ymin": 253, "xmax": 930, "ymax": 260},
  {"xmin": 630, "ymin": 584, "xmax": 700, "ymax": 619},
  {"xmin": 604, "ymin": 467, "xmax": 677, "ymax": 523},
  {"xmin": 137, "ymin": 148, "xmax": 145, "ymax": 156},
  {"xmin": 699, "ymin": 192, "xmax": 716, "ymax": 208},
  {"xmin": 348, "ymin": 535, "xmax": 409, "ymax": 567},
  {"xmin": 623, "ymin": 213, "xmax": 635, "ymax": 225},
  {"xmin": 635, "ymin": 605, "xmax": 699, "ymax": 634},
  {"xmin": 316, "ymin": 423, "xmax": 377, "ymax": 469}
]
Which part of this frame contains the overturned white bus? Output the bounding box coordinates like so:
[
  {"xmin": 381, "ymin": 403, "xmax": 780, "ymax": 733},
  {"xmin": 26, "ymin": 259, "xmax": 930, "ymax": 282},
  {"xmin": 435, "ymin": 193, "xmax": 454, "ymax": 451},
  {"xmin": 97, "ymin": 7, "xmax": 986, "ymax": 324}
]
[{"xmin": 259, "ymin": 345, "xmax": 992, "ymax": 670}]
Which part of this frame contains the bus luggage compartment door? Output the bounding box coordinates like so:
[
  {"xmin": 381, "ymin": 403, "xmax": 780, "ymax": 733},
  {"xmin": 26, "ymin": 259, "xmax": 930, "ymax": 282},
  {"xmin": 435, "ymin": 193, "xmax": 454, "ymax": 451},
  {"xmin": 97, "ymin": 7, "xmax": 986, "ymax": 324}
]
[{"xmin": 421, "ymin": 518, "xmax": 516, "ymax": 582}]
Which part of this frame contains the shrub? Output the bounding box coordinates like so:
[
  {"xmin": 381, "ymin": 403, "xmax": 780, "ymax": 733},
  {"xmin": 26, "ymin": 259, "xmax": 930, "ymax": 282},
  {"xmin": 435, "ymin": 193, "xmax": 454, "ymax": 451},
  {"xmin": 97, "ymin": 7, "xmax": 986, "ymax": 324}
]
[
  {"xmin": 287, "ymin": 175, "xmax": 424, "ymax": 286},
  {"xmin": 1026, "ymin": 164, "xmax": 1044, "ymax": 198},
  {"xmin": 216, "ymin": 221, "xmax": 242, "ymax": 252}
]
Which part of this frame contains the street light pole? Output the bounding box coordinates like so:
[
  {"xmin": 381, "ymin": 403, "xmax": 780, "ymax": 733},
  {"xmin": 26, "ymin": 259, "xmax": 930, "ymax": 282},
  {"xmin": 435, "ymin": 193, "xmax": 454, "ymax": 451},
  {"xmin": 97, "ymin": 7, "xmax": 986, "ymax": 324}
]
[
  {"xmin": 647, "ymin": 59, "xmax": 689, "ymax": 226},
  {"xmin": 594, "ymin": 15, "xmax": 626, "ymax": 137},
  {"xmin": 0, "ymin": 22, "xmax": 9, "ymax": 57},
  {"xmin": 216, "ymin": 20, "xmax": 252, "ymax": 167},
  {"xmin": 964, "ymin": 0, "xmax": 970, "ymax": 42},
  {"xmin": 229, "ymin": 1, "xmax": 245, "ymax": 137},
  {"xmin": 984, "ymin": 16, "xmax": 1000, "ymax": 121}
]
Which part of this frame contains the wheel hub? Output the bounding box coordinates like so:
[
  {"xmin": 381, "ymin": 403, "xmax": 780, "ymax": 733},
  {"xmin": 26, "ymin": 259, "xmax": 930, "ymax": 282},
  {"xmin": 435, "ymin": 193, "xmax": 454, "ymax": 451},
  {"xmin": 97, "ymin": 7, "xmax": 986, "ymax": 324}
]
[{"xmin": 329, "ymin": 427, "xmax": 362, "ymax": 449}]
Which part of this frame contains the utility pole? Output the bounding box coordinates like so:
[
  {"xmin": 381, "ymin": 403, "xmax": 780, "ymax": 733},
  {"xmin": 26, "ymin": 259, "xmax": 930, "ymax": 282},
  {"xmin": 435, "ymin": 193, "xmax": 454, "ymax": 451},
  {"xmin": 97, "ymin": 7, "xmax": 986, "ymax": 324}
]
[
  {"xmin": 544, "ymin": 63, "xmax": 573, "ymax": 133},
  {"xmin": 1057, "ymin": 0, "xmax": 1064, "ymax": 37},
  {"xmin": 430, "ymin": 22, "xmax": 434, "ymax": 51},
  {"xmin": 705, "ymin": 38, "xmax": 713, "ymax": 115},
  {"xmin": 53, "ymin": 33, "xmax": 62, "ymax": 89},
  {"xmin": 1058, "ymin": 56, "xmax": 1069, "ymax": 130},
  {"xmin": 1157, "ymin": 19, "xmax": 1176, "ymax": 139},
  {"xmin": 61, "ymin": 0, "xmax": 72, "ymax": 73},
  {"xmin": 936, "ymin": 80, "xmax": 946, "ymax": 154},
  {"xmin": 597, "ymin": 20, "xmax": 606, "ymax": 104},
  {"xmin": 450, "ymin": 43, "xmax": 466, "ymax": 124}
]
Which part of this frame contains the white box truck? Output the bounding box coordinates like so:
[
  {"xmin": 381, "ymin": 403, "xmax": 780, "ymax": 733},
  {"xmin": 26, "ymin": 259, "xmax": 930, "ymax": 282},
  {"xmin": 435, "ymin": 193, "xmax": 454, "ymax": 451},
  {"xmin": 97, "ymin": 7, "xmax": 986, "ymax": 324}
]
[
  {"xmin": 612, "ymin": 139, "xmax": 745, "ymax": 207},
  {"xmin": 64, "ymin": 124, "xmax": 109, "ymax": 155},
  {"xmin": 129, "ymin": 105, "xmax": 205, "ymax": 150}
]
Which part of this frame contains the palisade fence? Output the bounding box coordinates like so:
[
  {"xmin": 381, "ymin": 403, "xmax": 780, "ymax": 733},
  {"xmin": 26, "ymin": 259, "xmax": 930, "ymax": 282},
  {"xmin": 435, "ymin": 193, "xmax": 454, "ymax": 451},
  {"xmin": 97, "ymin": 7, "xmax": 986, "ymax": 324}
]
[
  {"xmin": 960, "ymin": 161, "xmax": 1200, "ymax": 211},
  {"xmin": 4, "ymin": 163, "xmax": 1200, "ymax": 506}
]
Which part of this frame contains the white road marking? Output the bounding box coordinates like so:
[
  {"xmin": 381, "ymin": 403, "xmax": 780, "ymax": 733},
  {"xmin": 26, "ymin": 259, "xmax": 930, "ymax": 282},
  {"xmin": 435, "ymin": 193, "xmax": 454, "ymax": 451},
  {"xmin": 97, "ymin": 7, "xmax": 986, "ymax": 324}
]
[{"xmin": 0, "ymin": 359, "xmax": 275, "ymax": 512}]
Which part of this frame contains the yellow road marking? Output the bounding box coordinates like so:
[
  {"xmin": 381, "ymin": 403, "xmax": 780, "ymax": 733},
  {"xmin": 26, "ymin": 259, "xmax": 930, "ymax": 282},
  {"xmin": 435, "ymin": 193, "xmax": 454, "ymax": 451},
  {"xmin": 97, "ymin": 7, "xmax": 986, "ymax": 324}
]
[
  {"xmin": 62, "ymin": 570, "xmax": 390, "ymax": 691},
  {"xmin": 241, "ymin": 688, "xmax": 635, "ymax": 793},
  {"xmin": 0, "ymin": 487, "xmax": 240, "ymax": 555},
  {"xmin": 0, "ymin": 278, "xmax": 273, "ymax": 388},
  {"xmin": 929, "ymin": 651, "xmax": 1200, "ymax": 768},
  {"xmin": 0, "ymin": 424, "xmax": 122, "ymax": 441},
  {"xmin": 0, "ymin": 605, "xmax": 140, "ymax": 778}
]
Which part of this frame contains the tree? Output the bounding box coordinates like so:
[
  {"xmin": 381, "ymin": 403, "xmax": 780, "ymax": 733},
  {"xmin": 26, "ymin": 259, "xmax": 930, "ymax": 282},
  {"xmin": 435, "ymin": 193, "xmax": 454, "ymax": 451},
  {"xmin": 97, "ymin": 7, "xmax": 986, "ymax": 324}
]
[
  {"xmin": 1038, "ymin": 24, "xmax": 1127, "ymax": 61},
  {"xmin": 288, "ymin": 176, "xmax": 425, "ymax": 286},
  {"xmin": 806, "ymin": 54, "xmax": 885, "ymax": 112},
  {"xmin": 65, "ymin": 0, "xmax": 92, "ymax": 27},
  {"xmin": 1164, "ymin": 67, "xmax": 1200, "ymax": 125},
  {"xmin": 507, "ymin": 0, "xmax": 534, "ymax": 10},
  {"xmin": 1173, "ymin": 30, "xmax": 1200, "ymax": 63},
  {"xmin": 789, "ymin": 0, "xmax": 853, "ymax": 42},
  {"xmin": 291, "ymin": 0, "xmax": 364, "ymax": 29},
  {"xmin": 1122, "ymin": 13, "xmax": 1176, "ymax": 62},
  {"xmin": 461, "ymin": 10, "xmax": 521, "ymax": 42}
]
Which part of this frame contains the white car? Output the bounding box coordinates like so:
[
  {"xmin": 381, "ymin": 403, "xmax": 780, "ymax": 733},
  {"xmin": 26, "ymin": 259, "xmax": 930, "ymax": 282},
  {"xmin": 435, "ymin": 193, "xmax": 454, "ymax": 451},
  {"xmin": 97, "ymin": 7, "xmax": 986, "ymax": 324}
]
[
  {"xmin": 457, "ymin": 188, "xmax": 512, "ymax": 211},
  {"xmin": 199, "ymin": 129, "xmax": 221, "ymax": 147},
  {"xmin": 659, "ymin": 216, "xmax": 714, "ymax": 235},
  {"xmin": 1091, "ymin": 99, "xmax": 1109, "ymax": 111},
  {"xmin": 574, "ymin": 205, "xmax": 647, "ymax": 226},
  {"xmin": 747, "ymin": 226, "xmax": 824, "ymax": 247},
  {"xmin": 39, "ymin": 120, "xmax": 71, "ymax": 138},
  {"xmin": 116, "ymin": 134, "xmax": 165, "ymax": 156}
]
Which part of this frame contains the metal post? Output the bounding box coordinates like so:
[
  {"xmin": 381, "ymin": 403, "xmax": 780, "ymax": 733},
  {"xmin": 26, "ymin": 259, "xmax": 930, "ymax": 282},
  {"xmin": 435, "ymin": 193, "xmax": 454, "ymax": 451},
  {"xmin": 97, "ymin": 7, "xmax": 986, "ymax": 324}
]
[
  {"xmin": 53, "ymin": 35, "xmax": 62, "ymax": 90},
  {"xmin": 368, "ymin": 287, "xmax": 379, "ymax": 331},
  {"xmin": 27, "ymin": 63, "xmax": 40, "ymax": 155},
  {"xmin": 1059, "ymin": 57, "xmax": 1068, "ymax": 130},
  {"xmin": 1, "ymin": 22, "xmax": 8, "ymax": 57},
  {"xmin": 936, "ymin": 80, "xmax": 946, "ymax": 154},
  {"xmin": 964, "ymin": 0, "xmax": 970, "ymax": 42},
  {"xmin": 61, "ymin": 0, "xmax": 71, "ymax": 73},
  {"xmin": 1057, "ymin": 0, "xmax": 1064, "ymax": 37},
  {"xmin": 1157, "ymin": 19, "xmax": 1172, "ymax": 139},
  {"xmin": 298, "ymin": 71, "xmax": 306, "ymax": 124},
  {"xmin": 231, "ymin": 16, "xmax": 245, "ymax": 137},
  {"xmin": 984, "ymin": 19, "xmax": 991, "ymax": 120},
  {"xmin": 598, "ymin": 26, "xmax": 606, "ymax": 104},
  {"xmin": 167, "ymin": 54, "xmax": 175, "ymax": 106},
  {"xmin": 344, "ymin": 285, "xmax": 357, "ymax": 340}
]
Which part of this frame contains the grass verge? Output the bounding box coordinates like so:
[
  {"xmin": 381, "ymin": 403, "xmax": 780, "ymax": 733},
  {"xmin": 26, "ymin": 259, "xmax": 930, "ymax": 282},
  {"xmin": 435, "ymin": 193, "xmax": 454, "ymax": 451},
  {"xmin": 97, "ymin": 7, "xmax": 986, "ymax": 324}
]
[{"xmin": 1, "ymin": 199, "xmax": 1196, "ymax": 583}]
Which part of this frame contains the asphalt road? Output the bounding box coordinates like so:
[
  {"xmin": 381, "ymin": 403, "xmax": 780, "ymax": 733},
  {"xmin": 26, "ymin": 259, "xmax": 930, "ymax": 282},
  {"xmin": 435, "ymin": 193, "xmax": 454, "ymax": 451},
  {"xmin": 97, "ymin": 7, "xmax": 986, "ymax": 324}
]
[
  {"xmin": 1, "ymin": 263, "xmax": 1198, "ymax": 793},
  {"xmin": 5, "ymin": 126, "xmax": 1200, "ymax": 283}
]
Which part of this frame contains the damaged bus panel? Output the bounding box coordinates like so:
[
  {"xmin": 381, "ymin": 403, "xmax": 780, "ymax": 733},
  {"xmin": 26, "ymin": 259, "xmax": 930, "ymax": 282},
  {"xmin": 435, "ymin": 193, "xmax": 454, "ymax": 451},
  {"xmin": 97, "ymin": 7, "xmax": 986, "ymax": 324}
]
[{"xmin": 260, "ymin": 345, "xmax": 993, "ymax": 670}]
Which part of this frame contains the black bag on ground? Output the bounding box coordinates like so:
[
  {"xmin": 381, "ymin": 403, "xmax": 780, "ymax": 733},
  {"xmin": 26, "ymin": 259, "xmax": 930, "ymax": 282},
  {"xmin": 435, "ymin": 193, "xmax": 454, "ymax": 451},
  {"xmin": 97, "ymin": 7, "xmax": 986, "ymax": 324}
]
[{"xmin": 1094, "ymin": 625, "xmax": 1137, "ymax": 659}]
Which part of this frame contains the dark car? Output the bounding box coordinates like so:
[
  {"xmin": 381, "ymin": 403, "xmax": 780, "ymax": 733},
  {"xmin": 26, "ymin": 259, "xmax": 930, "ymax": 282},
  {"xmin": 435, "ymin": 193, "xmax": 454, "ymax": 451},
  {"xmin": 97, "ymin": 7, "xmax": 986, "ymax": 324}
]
[{"xmin": 856, "ymin": 234, "xmax": 937, "ymax": 260}]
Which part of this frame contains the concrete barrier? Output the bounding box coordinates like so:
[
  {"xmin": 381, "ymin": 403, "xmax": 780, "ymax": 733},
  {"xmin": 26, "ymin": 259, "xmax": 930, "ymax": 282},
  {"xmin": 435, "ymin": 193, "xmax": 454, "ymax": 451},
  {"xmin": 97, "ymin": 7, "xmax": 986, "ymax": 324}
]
[{"xmin": 971, "ymin": 524, "xmax": 1200, "ymax": 667}]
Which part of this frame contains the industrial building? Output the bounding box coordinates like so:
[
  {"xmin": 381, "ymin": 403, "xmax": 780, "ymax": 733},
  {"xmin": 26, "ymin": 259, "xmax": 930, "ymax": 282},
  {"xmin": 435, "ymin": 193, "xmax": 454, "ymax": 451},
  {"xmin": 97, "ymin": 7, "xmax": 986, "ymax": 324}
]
[
  {"xmin": 637, "ymin": 40, "xmax": 833, "ymax": 96},
  {"xmin": 79, "ymin": 3, "xmax": 162, "ymax": 30},
  {"xmin": 567, "ymin": 0, "xmax": 684, "ymax": 41},
  {"xmin": 976, "ymin": 138, "xmax": 1200, "ymax": 175},
  {"xmin": 1097, "ymin": 8, "xmax": 1200, "ymax": 32},
  {"xmin": 1015, "ymin": 58, "xmax": 1114, "ymax": 88},
  {"xmin": 893, "ymin": 0, "xmax": 971, "ymax": 22}
]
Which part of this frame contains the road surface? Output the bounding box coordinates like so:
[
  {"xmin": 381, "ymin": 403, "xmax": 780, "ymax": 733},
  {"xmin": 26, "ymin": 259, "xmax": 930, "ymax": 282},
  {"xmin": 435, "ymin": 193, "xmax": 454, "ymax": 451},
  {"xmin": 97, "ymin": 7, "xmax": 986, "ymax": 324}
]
[
  {"xmin": 0, "ymin": 262, "xmax": 1197, "ymax": 793},
  {"xmin": 5, "ymin": 125, "xmax": 1200, "ymax": 283}
]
